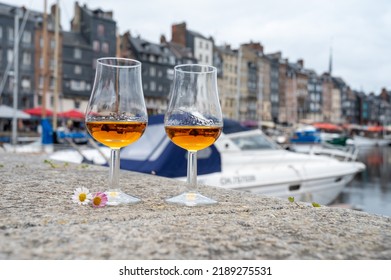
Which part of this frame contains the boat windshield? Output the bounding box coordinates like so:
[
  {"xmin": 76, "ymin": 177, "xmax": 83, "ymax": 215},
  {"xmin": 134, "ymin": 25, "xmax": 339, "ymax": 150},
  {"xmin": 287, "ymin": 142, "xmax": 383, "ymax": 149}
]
[{"xmin": 229, "ymin": 132, "xmax": 281, "ymax": 151}]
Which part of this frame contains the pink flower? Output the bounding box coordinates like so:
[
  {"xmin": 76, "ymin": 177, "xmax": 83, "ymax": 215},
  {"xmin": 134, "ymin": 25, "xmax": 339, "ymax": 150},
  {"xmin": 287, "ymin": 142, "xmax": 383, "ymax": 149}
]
[{"xmin": 91, "ymin": 192, "xmax": 108, "ymax": 208}]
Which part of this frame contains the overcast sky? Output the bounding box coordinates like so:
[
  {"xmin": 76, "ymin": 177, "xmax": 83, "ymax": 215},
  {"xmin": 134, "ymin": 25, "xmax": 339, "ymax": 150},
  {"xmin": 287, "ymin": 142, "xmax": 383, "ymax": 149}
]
[{"xmin": 4, "ymin": 0, "xmax": 391, "ymax": 94}]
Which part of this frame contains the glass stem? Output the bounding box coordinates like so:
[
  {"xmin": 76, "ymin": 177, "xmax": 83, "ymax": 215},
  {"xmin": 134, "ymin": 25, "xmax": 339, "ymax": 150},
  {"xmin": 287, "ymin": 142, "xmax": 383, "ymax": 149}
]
[
  {"xmin": 109, "ymin": 148, "xmax": 120, "ymax": 191},
  {"xmin": 187, "ymin": 151, "xmax": 197, "ymax": 191}
]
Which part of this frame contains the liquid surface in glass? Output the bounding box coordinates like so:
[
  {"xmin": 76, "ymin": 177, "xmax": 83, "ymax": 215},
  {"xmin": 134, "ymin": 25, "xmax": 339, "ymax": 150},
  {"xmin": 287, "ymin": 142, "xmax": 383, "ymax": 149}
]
[
  {"xmin": 165, "ymin": 125, "xmax": 222, "ymax": 151},
  {"xmin": 87, "ymin": 120, "xmax": 147, "ymax": 148}
]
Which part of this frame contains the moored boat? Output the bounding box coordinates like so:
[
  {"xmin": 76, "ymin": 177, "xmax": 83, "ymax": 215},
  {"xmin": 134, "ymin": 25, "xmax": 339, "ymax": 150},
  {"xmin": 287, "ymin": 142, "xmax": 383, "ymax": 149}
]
[
  {"xmin": 352, "ymin": 126, "xmax": 391, "ymax": 147},
  {"xmin": 353, "ymin": 135, "xmax": 391, "ymax": 147}
]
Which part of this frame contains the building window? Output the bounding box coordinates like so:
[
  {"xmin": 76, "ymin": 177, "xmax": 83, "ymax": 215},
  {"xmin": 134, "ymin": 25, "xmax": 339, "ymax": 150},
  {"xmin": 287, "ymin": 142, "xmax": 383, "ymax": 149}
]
[
  {"xmin": 0, "ymin": 49, "xmax": 2, "ymax": 63},
  {"xmin": 199, "ymin": 41, "xmax": 203, "ymax": 48},
  {"xmin": 50, "ymin": 77, "xmax": 55, "ymax": 89},
  {"xmin": 205, "ymin": 55, "xmax": 209, "ymax": 63},
  {"xmin": 74, "ymin": 65, "xmax": 82, "ymax": 74},
  {"xmin": 205, "ymin": 42, "xmax": 209, "ymax": 50},
  {"xmin": 0, "ymin": 27, "xmax": 2, "ymax": 39},
  {"xmin": 70, "ymin": 80, "xmax": 86, "ymax": 91},
  {"xmin": 101, "ymin": 42, "xmax": 109, "ymax": 53},
  {"xmin": 97, "ymin": 24, "xmax": 105, "ymax": 36},
  {"xmin": 169, "ymin": 56, "xmax": 175, "ymax": 65},
  {"xmin": 8, "ymin": 28, "xmax": 14, "ymax": 41},
  {"xmin": 150, "ymin": 81, "xmax": 156, "ymax": 91},
  {"xmin": 7, "ymin": 49, "xmax": 13, "ymax": 63},
  {"xmin": 167, "ymin": 69, "xmax": 174, "ymax": 80},
  {"xmin": 50, "ymin": 59, "xmax": 55, "ymax": 70},
  {"xmin": 39, "ymin": 57, "xmax": 43, "ymax": 68},
  {"xmin": 22, "ymin": 52, "xmax": 31, "ymax": 66},
  {"xmin": 199, "ymin": 54, "xmax": 203, "ymax": 61},
  {"xmin": 8, "ymin": 77, "xmax": 14, "ymax": 91},
  {"xmin": 22, "ymin": 31, "xmax": 32, "ymax": 44},
  {"xmin": 50, "ymin": 39, "xmax": 55, "ymax": 50},
  {"xmin": 149, "ymin": 67, "xmax": 156, "ymax": 76},
  {"xmin": 93, "ymin": 40, "xmax": 100, "ymax": 52},
  {"xmin": 74, "ymin": 100, "xmax": 80, "ymax": 109},
  {"xmin": 74, "ymin": 48, "xmax": 82, "ymax": 59},
  {"xmin": 39, "ymin": 76, "xmax": 44, "ymax": 88}
]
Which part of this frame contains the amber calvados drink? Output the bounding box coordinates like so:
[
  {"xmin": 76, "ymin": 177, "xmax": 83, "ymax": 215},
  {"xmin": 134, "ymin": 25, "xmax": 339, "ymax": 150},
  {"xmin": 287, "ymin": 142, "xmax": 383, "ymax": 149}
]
[
  {"xmin": 86, "ymin": 121, "xmax": 147, "ymax": 149},
  {"xmin": 164, "ymin": 64, "xmax": 223, "ymax": 206},
  {"xmin": 165, "ymin": 126, "xmax": 221, "ymax": 151},
  {"xmin": 85, "ymin": 58, "xmax": 148, "ymax": 205}
]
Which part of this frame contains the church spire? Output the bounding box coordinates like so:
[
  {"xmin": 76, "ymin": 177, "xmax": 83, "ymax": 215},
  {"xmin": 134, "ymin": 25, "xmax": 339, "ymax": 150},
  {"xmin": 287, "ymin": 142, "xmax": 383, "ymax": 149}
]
[
  {"xmin": 328, "ymin": 38, "xmax": 333, "ymax": 75},
  {"xmin": 329, "ymin": 46, "xmax": 333, "ymax": 75}
]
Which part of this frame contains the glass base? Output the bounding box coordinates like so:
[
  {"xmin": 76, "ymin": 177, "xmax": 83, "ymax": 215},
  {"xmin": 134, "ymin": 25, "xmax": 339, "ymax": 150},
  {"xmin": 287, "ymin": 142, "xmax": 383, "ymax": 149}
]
[
  {"xmin": 104, "ymin": 191, "xmax": 141, "ymax": 206},
  {"xmin": 166, "ymin": 191, "xmax": 217, "ymax": 206}
]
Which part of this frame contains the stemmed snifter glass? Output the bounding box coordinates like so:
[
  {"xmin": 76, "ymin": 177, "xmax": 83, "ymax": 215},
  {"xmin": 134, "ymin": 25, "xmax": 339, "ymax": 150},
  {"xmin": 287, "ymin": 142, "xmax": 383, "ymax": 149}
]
[
  {"xmin": 85, "ymin": 58, "xmax": 147, "ymax": 205},
  {"xmin": 164, "ymin": 64, "xmax": 223, "ymax": 206}
]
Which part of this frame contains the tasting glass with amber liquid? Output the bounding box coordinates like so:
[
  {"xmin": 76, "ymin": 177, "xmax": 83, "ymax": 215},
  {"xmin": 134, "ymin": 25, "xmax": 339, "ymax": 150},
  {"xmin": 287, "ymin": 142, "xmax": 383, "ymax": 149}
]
[
  {"xmin": 164, "ymin": 64, "xmax": 223, "ymax": 206},
  {"xmin": 85, "ymin": 58, "xmax": 147, "ymax": 205}
]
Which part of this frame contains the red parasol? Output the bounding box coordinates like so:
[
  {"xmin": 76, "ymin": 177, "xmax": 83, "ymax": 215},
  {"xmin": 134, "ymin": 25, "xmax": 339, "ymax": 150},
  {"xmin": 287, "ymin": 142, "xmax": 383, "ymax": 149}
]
[
  {"xmin": 23, "ymin": 106, "xmax": 53, "ymax": 117},
  {"xmin": 366, "ymin": 126, "xmax": 384, "ymax": 132},
  {"xmin": 58, "ymin": 109, "xmax": 85, "ymax": 119},
  {"xmin": 312, "ymin": 122, "xmax": 343, "ymax": 132}
]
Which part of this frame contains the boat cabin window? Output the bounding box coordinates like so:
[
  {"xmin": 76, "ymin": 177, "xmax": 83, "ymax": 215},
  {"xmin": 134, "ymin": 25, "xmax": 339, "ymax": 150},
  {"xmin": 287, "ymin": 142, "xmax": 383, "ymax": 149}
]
[{"xmin": 230, "ymin": 134, "xmax": 280, "ymax": 150}]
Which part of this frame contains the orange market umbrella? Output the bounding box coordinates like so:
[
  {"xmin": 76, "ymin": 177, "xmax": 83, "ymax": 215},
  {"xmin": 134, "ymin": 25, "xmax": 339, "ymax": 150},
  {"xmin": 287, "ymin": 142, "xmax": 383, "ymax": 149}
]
[
  {"xmin": 58, "ymin": 109, "xmax": 85, "ymax": 119},
  {"xmin": 366, "ymin": 126, "xmax": 384, "ymax": 132},
  {"xmin": 312, "ymin": 122, "xmax": 343, "ymax": 132}
]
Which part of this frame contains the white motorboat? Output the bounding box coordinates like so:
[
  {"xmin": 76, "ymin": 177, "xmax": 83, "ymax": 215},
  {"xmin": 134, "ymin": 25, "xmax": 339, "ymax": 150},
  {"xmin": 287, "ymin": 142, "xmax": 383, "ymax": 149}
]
[
  {"xmin": 49, "ymin": 115, "xmax": 366, "ymax": 205},
  {"xmin": 353, "ymin": 135, "xmax": 391, "ymax": 147},
  {"xmin": 198, "ymin": 129, "xmax": 364, "ymax": 205}
]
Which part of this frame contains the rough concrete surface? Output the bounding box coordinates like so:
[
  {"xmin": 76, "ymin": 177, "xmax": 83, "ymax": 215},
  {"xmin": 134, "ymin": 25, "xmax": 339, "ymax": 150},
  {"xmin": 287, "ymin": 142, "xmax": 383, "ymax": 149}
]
[{"xmin": 0, "ymin": 153, "xmax": 390, "ymax": 260}]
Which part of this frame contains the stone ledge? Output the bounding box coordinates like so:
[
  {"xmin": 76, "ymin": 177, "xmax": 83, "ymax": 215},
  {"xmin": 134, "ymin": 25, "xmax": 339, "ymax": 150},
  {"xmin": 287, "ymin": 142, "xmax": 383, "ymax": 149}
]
[{"xmin": 0, "ymin": 153, "xmax": 390, "ymax": 259}]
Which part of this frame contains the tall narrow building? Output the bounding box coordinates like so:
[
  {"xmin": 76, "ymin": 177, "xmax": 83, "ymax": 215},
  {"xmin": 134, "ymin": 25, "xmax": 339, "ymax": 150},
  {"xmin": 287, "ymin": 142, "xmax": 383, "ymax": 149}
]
[
  {"xmin": 0, "ymin": 3, "xmax": 37, "ymax": 109},
  {"xmin": 171, "ymin": 22, "xmax": 213, "ymax": 65}
]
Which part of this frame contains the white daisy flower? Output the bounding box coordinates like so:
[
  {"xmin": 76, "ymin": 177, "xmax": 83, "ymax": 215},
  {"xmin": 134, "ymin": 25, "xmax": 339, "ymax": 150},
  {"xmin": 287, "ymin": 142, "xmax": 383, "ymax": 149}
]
[{"xmin": 72, "ymin": 187, "xmax": 92, "ymax": 205}]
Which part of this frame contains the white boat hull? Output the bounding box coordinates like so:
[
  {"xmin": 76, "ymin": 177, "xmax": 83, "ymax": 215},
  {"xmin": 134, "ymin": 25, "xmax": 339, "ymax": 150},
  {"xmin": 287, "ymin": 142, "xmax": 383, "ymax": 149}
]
[
  {"xmin": 195, "ymin": 149, "xmax": 364, "ymax": 205},
  {"xmin": 353, "ymin": 135, "xmax": 391, "ymax": 147}
]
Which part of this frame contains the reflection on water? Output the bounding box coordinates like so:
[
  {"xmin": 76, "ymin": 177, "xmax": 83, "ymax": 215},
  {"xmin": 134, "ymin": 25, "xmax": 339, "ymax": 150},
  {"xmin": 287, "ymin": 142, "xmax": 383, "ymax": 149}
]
[{"xmin": 334, "ymin": 146, "xmax": 391, "ymax": 217}]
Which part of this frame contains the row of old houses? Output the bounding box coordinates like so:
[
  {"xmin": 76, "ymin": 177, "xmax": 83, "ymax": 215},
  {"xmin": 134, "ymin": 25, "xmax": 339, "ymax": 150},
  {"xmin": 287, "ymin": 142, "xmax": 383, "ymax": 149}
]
[{"xmin": 0, "ymin": 1, "xmax": 390, "ymax": 127}]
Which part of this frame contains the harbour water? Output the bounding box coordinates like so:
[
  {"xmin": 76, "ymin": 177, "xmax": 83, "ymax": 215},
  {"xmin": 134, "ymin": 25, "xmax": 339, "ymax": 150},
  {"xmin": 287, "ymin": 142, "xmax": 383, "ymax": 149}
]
[{"xmin": 333, "ymin": 145, "xmax": 391, "ymax": 217}]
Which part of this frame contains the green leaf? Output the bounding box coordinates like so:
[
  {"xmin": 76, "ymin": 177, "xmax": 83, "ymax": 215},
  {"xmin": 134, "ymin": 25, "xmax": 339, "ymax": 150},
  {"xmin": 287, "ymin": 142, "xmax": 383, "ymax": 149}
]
[
  {"xmin": 312, "ymin": 202, "xmax": 321, "ymax": 207},
  {"xmin": 44, "ymin": 159, "xmax": 56, "ymax": 168},
  {"xmin": 288, "ymin": 197, "xmax": 295, "ymax": 203}
]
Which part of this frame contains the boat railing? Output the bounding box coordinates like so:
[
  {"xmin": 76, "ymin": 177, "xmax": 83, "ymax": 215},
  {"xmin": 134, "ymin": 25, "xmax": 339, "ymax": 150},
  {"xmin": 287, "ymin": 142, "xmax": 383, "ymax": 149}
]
[{"xmin": 309, "ymin": 142, "xmax": 359, "ymax": 162}]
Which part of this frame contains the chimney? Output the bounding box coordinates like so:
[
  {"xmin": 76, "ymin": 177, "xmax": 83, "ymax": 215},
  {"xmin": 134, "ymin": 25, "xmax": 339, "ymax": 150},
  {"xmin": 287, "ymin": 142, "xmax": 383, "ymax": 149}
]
[
  {"xmin": 247, "ymin": 42, "xmax": 264, "ymax": 53},
  {"xmin": 71, "ymin": 2, "xmax": 81, "ymax": 32},
  {"xmin": 171, "ymin": 22, "xmax": 186, "ymax": 47},
  {"xmin": 297, "ymin": 59, "xmax": 304, "ymax": 68},
  {"xmin": 380, "ymin": 87, "xmax": 390, "ymax": 102},
  {"xmin": 160, "ymin": 34, "xmax": 167, "ymax": 44}
]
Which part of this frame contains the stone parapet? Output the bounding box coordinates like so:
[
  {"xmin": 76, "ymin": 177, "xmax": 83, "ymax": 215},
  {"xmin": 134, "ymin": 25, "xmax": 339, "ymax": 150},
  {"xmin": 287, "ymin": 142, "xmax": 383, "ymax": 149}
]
[{"xmin": 0, "ymin": 153, "xmax": 390, "ymax": 259}]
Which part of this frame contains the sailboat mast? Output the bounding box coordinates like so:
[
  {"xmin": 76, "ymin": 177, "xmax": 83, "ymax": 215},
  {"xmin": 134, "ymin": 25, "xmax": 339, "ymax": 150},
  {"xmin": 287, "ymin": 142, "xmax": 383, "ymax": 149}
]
[
  {"xmin": 11, "ymin": 8, "xmax": 21, "ymax": 147},
  {"xmin": 42, "ymin": 0, "xmax": 48, "ymax": 118},
  {"xmin": 53, "ymin": 0, "xmax": 60, "ymax": 129}
]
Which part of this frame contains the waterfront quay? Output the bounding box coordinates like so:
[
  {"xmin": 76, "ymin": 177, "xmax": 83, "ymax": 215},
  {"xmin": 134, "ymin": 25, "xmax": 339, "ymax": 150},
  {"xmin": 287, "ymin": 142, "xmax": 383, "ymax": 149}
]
[{"xmin": 0, "ymin": 153, "xmax": 390, "ymax": 260}]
